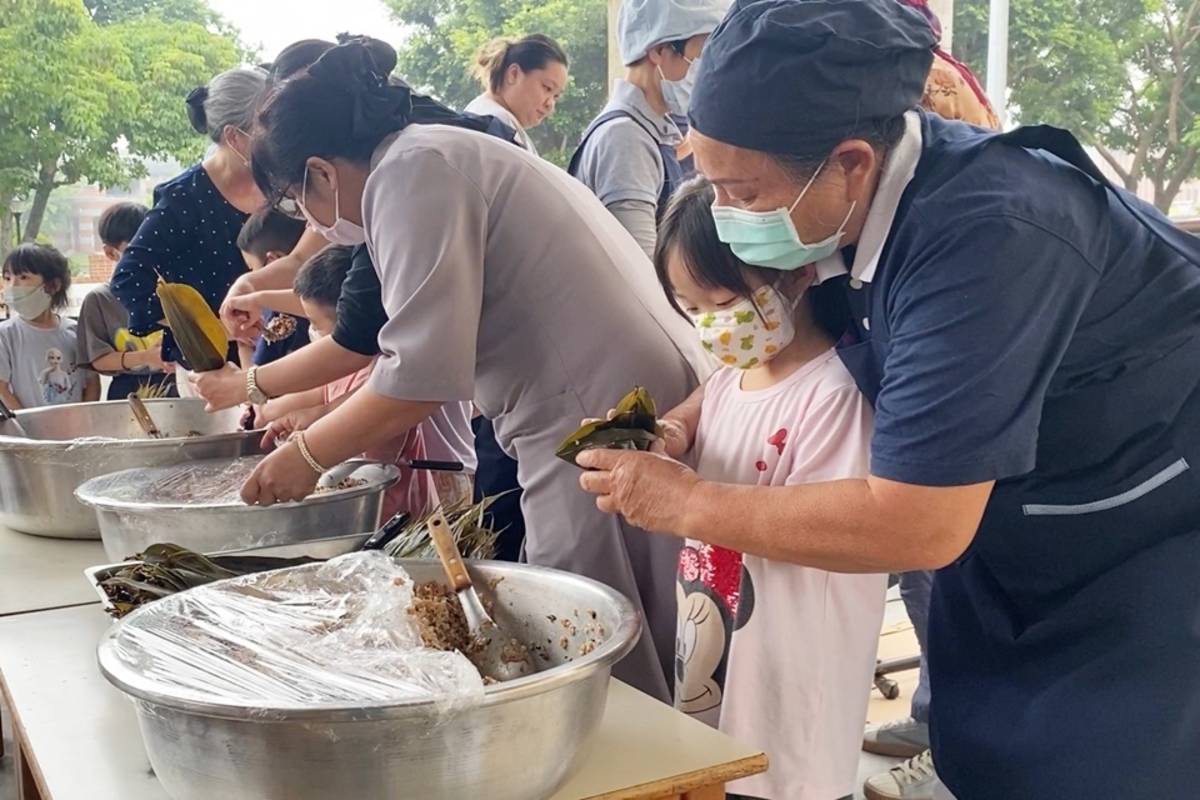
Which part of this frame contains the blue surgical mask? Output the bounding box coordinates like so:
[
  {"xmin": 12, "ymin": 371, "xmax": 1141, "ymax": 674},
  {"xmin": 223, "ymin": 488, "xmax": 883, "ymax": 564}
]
[
  {"xmin": 710, "ymin": 162, "xmax": 855, "ymax": 270},
  {"xmin": 658, "ymin": 56, "xmax": 697, "ymax": 118},
  {"xmin": 298, "ymin": 166, "xmax": 366, "ymax": 247}
]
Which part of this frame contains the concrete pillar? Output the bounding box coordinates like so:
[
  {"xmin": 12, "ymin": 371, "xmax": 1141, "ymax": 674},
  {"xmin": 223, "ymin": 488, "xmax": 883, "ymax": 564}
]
[
  {"xmin": 929, "ymin": 0, "xmax": 953, "ymax": 50},
  {"xmin": 608, "ymin": 0, "xmax": 623, "ymax": 93}
]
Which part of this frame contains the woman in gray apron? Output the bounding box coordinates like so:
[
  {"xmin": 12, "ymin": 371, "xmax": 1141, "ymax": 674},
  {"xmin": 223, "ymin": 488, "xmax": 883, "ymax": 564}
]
[
  {"xmin": 568, "ymin": 0, "xmax": 727, "ymax": 258},
  {"xmin": 233, "ymin": 39, "xmax": 708, "ymax": 702},
  {"xmin": 579, "ymin": 1, "xmax": 1200, "ymax": 796}
]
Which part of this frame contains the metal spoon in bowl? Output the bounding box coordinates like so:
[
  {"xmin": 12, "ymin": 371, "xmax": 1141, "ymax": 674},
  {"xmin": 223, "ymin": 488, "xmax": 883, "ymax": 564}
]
[{"xmin": 426, "ymin": 507, "xmax": 533, "ymax": 682}]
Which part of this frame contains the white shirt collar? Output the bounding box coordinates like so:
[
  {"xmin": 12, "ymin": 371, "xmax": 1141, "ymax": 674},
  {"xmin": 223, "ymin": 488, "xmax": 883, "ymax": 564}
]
[{"xmin": 814, "ymin": 110, "xmax": 923, "ymax": 285}]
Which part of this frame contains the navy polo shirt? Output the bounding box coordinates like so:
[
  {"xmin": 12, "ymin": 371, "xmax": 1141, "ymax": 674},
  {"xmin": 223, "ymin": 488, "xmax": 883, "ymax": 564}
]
[{"xmin": 840, "ymin": 112, "xmax": 1200, "ymax": 489}]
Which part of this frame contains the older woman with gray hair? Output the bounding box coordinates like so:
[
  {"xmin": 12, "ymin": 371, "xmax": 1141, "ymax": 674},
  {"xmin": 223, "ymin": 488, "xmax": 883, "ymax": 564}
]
[{"xmin": 112, "ymin": 67, "xmax": 267, "ymax": 366}]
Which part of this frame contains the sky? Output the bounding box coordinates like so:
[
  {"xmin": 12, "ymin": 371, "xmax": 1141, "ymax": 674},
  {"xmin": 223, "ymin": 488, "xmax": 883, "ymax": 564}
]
[{"xmin": 205, "ymin": 0, "xmax": 409, "ymax": 63}]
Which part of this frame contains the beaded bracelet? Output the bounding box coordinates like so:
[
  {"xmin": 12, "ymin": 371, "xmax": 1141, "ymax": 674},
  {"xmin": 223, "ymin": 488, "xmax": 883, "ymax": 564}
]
[{"xmin": 294, "ymin": 432, "xmax": 328, "ymax": 476}]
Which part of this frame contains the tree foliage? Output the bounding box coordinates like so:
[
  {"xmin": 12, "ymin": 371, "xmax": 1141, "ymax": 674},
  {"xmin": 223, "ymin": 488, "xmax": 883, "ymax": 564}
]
[
  {"xmin": 0, "ymin": 0, "xmax": 240, "ymax": 245},
  {"xmin": 382, "ymin": 0, "xmax": 608, "ymax": 165},
  {"xmin": 954, "ymin": 0, "xmax": 1200, "ymax": 212}
]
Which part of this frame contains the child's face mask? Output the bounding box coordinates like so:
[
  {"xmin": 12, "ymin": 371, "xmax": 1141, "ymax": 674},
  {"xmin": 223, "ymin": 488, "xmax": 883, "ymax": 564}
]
[
  {"xmin": 4, "ymin": 282, "xmax": 52, "ymax": 321},
  {"xmin": 689, "ymin": 283, "xmax": 801, "ymax": 369}
]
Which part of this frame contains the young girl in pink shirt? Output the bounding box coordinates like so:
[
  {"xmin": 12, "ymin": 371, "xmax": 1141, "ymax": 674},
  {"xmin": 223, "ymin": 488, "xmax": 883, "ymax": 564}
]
[{"xmin": 654, "ymin": 178, "xmax": 886, "ymax": 800}]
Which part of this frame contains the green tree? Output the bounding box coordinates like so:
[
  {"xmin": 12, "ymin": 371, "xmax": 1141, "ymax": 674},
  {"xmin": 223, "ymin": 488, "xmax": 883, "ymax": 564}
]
[
  {"xmin": 383, "ymin": 0, "xmax": 608, "ymax": 165},
  {"xmin": 954, "ymin": 0, "xmax": 1200, "ymax": 213},
  {"xmin": 0, "ymin": 0, "xmax": 241, "ymax": 246}
]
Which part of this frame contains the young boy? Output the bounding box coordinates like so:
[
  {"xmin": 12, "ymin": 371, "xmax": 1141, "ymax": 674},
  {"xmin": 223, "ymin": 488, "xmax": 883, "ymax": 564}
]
[
  {"xmin": 77, "ymin": 201, "xmax": 173, "ymax": 401},
  {"xmin": 1, "ymin": 244, "xmax": 100, "ymax": 408},
  {"xmin": 259, "ymin": 246, "xmax": 435, "ymax": 520},
  {"xmin": 235, "ymin": 208, "xmax": 308, "ymax": 367}
]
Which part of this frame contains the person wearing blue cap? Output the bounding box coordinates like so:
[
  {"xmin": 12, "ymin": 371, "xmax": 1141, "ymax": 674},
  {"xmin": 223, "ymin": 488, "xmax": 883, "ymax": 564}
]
[
  {"xmin": 578, "ymin": 1, "xmax": 1200, "ymax": 799},
  {"xmin": 568, "ymin": 0, "xmax": 728, "ymax": 259}
]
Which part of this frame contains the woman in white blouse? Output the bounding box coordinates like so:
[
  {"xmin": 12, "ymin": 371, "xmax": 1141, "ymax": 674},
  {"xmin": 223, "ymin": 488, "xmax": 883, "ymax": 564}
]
[{"xmin": 464, "ymin": 34, "xmax": 569, "ymax": 156}]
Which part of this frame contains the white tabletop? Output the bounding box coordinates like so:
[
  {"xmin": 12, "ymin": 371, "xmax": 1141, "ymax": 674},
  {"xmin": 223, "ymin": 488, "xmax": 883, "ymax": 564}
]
[
  {"xmin": 0, "ymin": 526, "xmax": 106, "ymax": 617},
  {"xmin": 0, "ymin": 605, "xmax": 765, "ymax": 800}
]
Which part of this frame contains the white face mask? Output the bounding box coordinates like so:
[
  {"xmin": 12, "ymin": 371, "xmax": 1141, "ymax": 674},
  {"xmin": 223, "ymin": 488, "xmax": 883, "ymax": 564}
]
[
  {"xmin": 658, "ymin": 55, "xmax": 697, "ymax": 118},
  {"xmin": 5, "ymin": 285, "xmax": 52, "ymax": 321},
  {"xmin": 689, "ymin": 283, "xmax": 801, "ymax": 370},
  {"xmin": 308, "ymin": 326, "xmax": 324, "ymax": 344},
  {"xmin": 298, "ymin": 165, "xmax": 366, "ymax": 247}
]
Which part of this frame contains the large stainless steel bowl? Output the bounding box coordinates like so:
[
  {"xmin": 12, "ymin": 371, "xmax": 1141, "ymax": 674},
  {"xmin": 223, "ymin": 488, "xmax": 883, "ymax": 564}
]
[
  {"xmin": 76, "ymin": 457, "xmax": 399, "ymax": 561},
  {"xmin": 0, "ymin": 399, "xmax": 261, "ymax": 539},
  {"xmin": 98, "ymin": 559, "xmax": 641, "ymax": 800}
]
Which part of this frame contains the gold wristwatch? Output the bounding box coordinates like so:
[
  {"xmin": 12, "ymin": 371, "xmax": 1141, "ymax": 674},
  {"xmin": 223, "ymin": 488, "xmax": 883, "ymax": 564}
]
[{"xmin": 246, "ymin": 366, "xmax": 269, "ymax": 405}]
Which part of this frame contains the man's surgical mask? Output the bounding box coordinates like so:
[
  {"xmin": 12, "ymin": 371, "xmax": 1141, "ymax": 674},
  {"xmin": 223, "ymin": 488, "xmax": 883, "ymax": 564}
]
[{"xmin": 659, "ymin": 55, "xmax": 698, "ymax": 118}]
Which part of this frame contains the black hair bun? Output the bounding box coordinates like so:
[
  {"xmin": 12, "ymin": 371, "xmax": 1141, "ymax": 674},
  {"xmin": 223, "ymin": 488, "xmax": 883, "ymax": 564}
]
[
  {"xmin": 311, "ymin": 37, "xmax": 411, "ymax": 140},
  {"xmin": 326, "ymin": 35, "xmax": 399, "ymax": 78},
  {"xmin": 185, "ymin": 86, "xmax": 209, "ymax": 134}
]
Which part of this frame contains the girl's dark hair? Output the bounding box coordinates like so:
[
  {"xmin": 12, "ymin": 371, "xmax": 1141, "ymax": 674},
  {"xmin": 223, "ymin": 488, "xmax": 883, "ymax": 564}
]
[
  {"xmin": 473, "ymin": 34, "xmax": 568, "ymax": 94},
  {"xmin": 250, "ymin": 36, "xmax": 474, "ymax": 203},
  {"xmin": 97, "ymin": 201, "xmax": 148, "ymax": 248},
  {"xmin": 654, "ymin": 177, "xmax": 848, "ymax": 339},
  {"xmin": 294, "ymin": 245, "xmax": 354, "ymax": 308},
  {"xmin": 2, "ymin": 244, "xmax": 71, "ymax": 311},
  {"xmin": 236, "ymin": 208, "xmax": 306, "ymax": 261},
  {"xmin": 268, "ymin": 39, "xmax": 336, "ymax": 84}
]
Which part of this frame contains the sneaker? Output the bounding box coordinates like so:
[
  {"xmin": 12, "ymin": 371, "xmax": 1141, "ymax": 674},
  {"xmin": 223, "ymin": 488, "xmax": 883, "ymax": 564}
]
[
  {"xmin": 862, "ymin": 716, "xmax": 930, "ymax": 757},
  {"xmin": 863, "ymin": 750, "xmax": 938, "ymax": 800}
]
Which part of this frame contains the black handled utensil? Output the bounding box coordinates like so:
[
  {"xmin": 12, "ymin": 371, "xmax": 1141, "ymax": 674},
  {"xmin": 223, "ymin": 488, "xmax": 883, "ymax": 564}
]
[{"xmin": 358, "ymin": 511, "xmax": 412, "ymax": 552}]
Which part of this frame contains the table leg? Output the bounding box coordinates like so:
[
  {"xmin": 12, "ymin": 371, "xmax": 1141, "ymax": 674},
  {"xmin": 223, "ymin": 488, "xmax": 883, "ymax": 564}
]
[{"xmin": 15, "ymin": 737, "xmax": 44, "ymax": 800}]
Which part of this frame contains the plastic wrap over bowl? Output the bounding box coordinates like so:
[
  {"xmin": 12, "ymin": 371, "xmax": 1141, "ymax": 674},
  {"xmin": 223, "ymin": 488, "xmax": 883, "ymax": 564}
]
[
  {"xmin": 75, "ymin": 457, "xmax": 399, "ymax": 561},
  {"xmin": 98, "ymin": 556, "xmax": 641, "ymax": 800},
  {"xmin": 0, "ymin": 399, "xmax": 262, "ymax": 539}
]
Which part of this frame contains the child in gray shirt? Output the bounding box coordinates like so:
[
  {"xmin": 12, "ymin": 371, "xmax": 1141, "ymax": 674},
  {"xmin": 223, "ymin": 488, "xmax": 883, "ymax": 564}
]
[{"xmin": 0, "ymin": 244, "xmax": 99, "ymax": 409}]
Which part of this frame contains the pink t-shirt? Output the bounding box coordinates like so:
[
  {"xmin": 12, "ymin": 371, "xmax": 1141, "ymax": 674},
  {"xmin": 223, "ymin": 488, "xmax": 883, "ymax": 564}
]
[
  {"xmin": 675, "ymin": 349, "xmax": 887, "ymax": 800},
  {"xmin": 324, "ymin": 361, "xmax": 434, "ymax": 521}
]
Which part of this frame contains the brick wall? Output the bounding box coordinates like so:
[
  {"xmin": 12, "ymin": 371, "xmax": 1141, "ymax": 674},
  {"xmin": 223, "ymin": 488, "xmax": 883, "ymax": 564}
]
[{"xmin": 87, "ymin": 252, "xmax": 114, "ymax": 283}]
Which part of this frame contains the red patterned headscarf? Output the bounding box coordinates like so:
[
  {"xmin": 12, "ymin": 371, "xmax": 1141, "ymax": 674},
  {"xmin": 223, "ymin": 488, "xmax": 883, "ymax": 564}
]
[{"xmin": 897, "ymin": 0, "xmax": 995, "ymax": 115}]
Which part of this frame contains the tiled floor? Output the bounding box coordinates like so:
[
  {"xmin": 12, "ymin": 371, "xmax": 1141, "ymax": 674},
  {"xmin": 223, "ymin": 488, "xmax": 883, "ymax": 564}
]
[{"xmin": 0, "ymin": 589, "xmax": 922, "ymax": 800}]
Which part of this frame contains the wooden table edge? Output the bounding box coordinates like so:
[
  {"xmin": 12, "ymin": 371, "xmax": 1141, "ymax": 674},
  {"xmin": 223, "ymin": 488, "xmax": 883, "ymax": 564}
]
[
  {"xmin": 578, "ymin": 752, "xmax": 769, "ymax": 800},
  {"xmin": 1, "ymin": 665, "xmax": 51, "ymax": 800}
]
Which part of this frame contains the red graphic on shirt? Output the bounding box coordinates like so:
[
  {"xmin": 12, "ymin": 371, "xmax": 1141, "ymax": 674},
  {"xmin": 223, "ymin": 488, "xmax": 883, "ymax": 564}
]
[
  {"xmin": 768, "ymin": 428, "xmax": 788, "ymax": 455},
  {"xmin": 754, "ymin": 460, "xmax": 767, "ymax": 472},
  {"xmin": 678, "ymin": 543, "xmax": 743, "ymax": 618}
]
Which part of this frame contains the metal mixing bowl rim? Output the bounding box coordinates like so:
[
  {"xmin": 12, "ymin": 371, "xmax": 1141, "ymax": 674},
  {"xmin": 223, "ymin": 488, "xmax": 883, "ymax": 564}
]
[
  {"xmin": 96, "ymin": 559, "xmax": 642, "ymax": 722},
  {"xmin": 0, "ymin": 397, "xmax": 254, "ymax": 449},
  {"xmin": 0, "ymin": 428, "xmax": 262, "ymax": 450},
  {"xmin": 73, "ymin": 459, "xmax": 400, "ymax": 512}
]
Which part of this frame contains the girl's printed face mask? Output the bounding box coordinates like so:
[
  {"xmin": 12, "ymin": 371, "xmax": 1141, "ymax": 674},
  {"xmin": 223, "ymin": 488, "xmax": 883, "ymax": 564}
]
[{"xmin": 689, "ymin": 283, "xmax": 799, "ymax": 369}]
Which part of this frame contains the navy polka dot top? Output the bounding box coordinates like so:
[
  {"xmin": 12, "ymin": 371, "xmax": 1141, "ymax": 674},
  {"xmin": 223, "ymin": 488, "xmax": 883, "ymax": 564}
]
[{"xmin": 112, "ymin": 164, "xmax": 248, "ymax": 363}]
